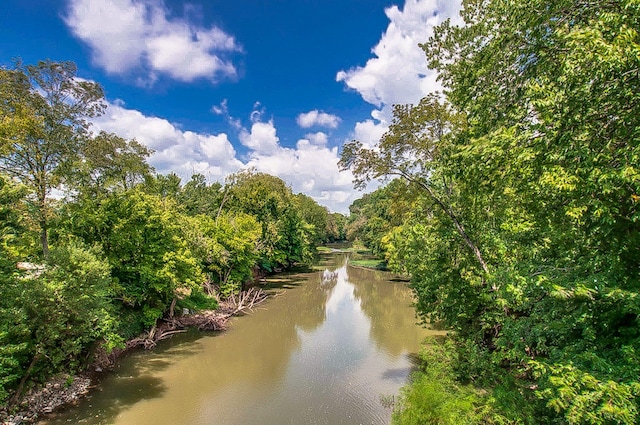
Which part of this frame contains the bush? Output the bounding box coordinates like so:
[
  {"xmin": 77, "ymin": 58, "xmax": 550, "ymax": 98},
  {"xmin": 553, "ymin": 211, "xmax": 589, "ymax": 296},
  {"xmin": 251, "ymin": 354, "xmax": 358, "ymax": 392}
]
[{"xmin": 393, "ymin": 338, "xmax": 483, "ymax": 425}]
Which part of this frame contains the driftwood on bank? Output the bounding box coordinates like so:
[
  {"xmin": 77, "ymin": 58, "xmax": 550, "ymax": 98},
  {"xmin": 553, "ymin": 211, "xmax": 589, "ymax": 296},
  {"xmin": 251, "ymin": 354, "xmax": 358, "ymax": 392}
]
[{"xmin": 125, "ymin": 287, "xmax": 270, "ymax": 350}]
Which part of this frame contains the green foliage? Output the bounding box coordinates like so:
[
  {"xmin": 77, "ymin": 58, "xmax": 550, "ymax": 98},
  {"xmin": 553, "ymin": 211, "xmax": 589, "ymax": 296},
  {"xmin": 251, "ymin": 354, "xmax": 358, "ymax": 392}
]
[
  {"xmin": 392, "ymin": 339, "xmax": 491, "ymax": 425},
  {"xmin": 294, "ymin": 193, "xmax": 330, "ymax": 245},
  {"xmin": 0, "ymin": 60, "xmax": 106, "ymax": 258},
  {"xmin": 64, "ymin": 189, "xmax": 203, "ymax": 326},
  {"xmin": 345, "ymin": 178, "xmax": 414, "ymax": 256},
  {"xmin": 224, "ymin": 170, "xmax": 316, "ymax": 271},
  {"xmin": 177, "ymin": 173, "xmax": 224, "ymax": 216},
  {"xmin": 0, "ymin": 175, "xmax": 30, "ymax": 403},
  {"xmin": 326, "ymin": 212, "xmax": 347, "ymax": 242},
  {"xmin": 31, "ymin": 241, "xmax": 121, "ymax": 367},
  {"xmin": 0, "ymin": 241, "xmax": 119, "ymax": 404},
  {"xmin": 176, "ymin": 286, "xmax": 218, "ymax": 312},
  {"xmin": 345, "ymin": 1, "xmax": 640, "ymax": 422},
  {"xmin": 73, "ymin": 131, "xmax": 153, "ymax": 195},
  {"xmin": 184, "ymin": 212, "xmax": 260, "ymax": 297}
]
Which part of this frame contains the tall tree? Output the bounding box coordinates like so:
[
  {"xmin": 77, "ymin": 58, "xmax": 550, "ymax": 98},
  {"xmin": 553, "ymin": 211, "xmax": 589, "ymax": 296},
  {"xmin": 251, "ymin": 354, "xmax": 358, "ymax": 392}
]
[
  {"xmin": 339, "ymin": 96, "xmax": 488, "ymax": 272},
  {"xmin": 0, "ymin": 61, "xmax": 105, "ymax": 258},
  {"xmin": 224, "ymin": 170, "xmax": 315, "ymax": 270},
  {"xmin": 75, "ymin": 131, "xmax": 153, "ymax": 194}
]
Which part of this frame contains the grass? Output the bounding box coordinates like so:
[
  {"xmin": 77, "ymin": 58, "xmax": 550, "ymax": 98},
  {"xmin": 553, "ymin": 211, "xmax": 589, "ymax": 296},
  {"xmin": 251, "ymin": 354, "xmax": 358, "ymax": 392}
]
[
  {"xmin": 349, "ymin": 258, "xmax": 388, "ymax": 270},
  {"xmin": 315, "ymin": 246, "xmax": 333, "ymax": 253}
]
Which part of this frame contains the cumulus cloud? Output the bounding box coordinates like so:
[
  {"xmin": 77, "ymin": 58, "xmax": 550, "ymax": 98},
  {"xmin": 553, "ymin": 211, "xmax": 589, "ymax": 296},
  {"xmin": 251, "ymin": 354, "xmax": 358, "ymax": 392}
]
[
  {"xmin": 65, "ymin": 0, "xmax": 242, "ymax": 83},
  {"xmin": 296, "ymin": 110, "xmax": 341, "ymax": 129},
  {"xmin": 244, "ymin": 129, "xmax": 357, "ymax": 213},
  {"xmin": 352, "ymin": 118, "xmax": 389, "ymax": 149},
  {"xmin": 239, "ymin": 121, "xmax": 280, "ymax": 155},
  {"xmin": 217, "ymin": 108, "xmax": 358, "ymax": 212},
  {"xmin": 91, "ymin": 101, "xmax": 243, "ymax": 181},
  {"xmin": 337, "ymin": 0, "xmax": 462, "ymax": 108},
  {"xmin": 306, "ymin": 132, "xmax": 329, "ymax": 146}
]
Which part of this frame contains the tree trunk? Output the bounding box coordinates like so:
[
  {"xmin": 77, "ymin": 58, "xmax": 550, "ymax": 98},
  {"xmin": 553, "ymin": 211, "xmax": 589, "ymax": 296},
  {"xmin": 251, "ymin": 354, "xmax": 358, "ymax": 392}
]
[
  {"xmin": 405, "ymin": 174, "xmax": 490, "ymax": 275},
  {"xmin": 40, "ymin": 222, "xmax": 49, "ymax": 260},
  {"xmin": 9, "ymin": 353, "xmax": 40, "ymax": 407}
]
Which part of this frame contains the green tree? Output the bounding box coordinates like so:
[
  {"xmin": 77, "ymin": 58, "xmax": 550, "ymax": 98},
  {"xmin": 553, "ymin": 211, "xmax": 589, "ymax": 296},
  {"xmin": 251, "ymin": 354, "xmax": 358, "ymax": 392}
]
[
  {"xmin": 64, "ymin": 189, "xmax": 202, "ymax": 329},
  {"xmin": 184, "ymin": 212, "xmax": 261, "ymax": 297},
  {"xmin": 177, "ymin": 173, "xmax": 224, "ymax": 217},
  {"xmin": 347, "ymin": 2, "xmax": 640, "ymax": 422},
  {"xmin": 224, "ymin": 170, "xmax": 314, "ymax": 270},
  {"xmin": 2, "ymin": 241, "xmax": 118, "ymax": 405},
  {"xmin": 143, "ymin": 172, "xmax": 182, "ymax": 201},
  {"xmin": 75, "ymin": 131, "xmax": 153, "ymax": 195},
  {"xmin": 326, "ymin": 212, "xmax": 347, "ymax": 242},
  {"xmin": 0, "ymin": 61, "xmax": 106, "ymax": 258},
  {"xmin": 424, "ymin": 1, "xmax": 640, "ymax": 422},
  {"xmin": 0, "ymin": 175, "xmax": 29, "ymax": 404},
  {"xmin": 293, "ymin": 193, "xmax": 329, "ymax": 245}
]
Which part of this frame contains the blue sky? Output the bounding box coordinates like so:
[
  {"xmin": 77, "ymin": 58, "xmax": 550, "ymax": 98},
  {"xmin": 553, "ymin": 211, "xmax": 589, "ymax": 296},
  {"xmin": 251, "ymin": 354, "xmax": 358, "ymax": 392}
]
[{"xmin": 0, "ymin": 0, "xmax": 462, "ymax": 213}]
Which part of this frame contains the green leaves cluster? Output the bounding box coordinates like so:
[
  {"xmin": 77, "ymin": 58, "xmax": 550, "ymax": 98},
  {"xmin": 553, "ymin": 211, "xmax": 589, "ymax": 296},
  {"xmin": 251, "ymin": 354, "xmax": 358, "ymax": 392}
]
[{"xmin": 343, "ymin": 1, "xmax": 640, "ymax": 423}]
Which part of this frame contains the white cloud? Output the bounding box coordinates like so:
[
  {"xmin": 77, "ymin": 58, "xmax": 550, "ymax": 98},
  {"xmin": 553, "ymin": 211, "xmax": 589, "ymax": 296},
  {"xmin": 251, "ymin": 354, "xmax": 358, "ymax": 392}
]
[
  {"xmin": 245, "ymin": 133, "xmax": 357, "ymax": 213},
  {"xmin": 338, "ymin": 0, "xmax": 462, "ymax": 188},
  {"xmin": 65, "ymin": 0, "xmax": 242, "ymax": 83},
  {"xmin": 352, "ymin": 117, "xmax": 389, "ymax": 149},
  {"xmin": 337, "ymin": 0, "xmax": 461, "ymax": 108},
  {"xmin": 306, "ymin": 132, "xmax": 329, "ymax": 146},
  {"xmin": 91, "ymin": 101, "xmax": 243, "ymax": 181},
  {"xmin": 239, "ymin": 121, "xmax": 280, "ymax": 155},
  {"xmin": 296, "ymin": 110, "xmax": 341, "ymax": 129}
]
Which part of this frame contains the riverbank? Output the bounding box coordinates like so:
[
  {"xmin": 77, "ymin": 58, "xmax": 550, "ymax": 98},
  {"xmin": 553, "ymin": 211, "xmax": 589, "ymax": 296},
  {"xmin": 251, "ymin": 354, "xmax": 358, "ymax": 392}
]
[
  {"xmin": 0, "ymin": 288, "xmax": 269, "ymax": 425},
  {"xmin": 0, "ymin": 375, "xmax": 92, "ymax": 425}
]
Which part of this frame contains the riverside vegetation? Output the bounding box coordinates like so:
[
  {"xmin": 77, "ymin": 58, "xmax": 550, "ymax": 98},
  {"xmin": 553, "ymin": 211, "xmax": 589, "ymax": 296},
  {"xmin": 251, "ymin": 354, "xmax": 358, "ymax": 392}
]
[
  {"xmin": 341, "ymin": 1, "xmax": 640, "ymax": 424},
  {"xmin": 0, "ymin": 60, "xmax": 346, "ymax": 420},
  {"xmin": 3, "ymin": 0, "xmax": 640, "ymax": 423}
]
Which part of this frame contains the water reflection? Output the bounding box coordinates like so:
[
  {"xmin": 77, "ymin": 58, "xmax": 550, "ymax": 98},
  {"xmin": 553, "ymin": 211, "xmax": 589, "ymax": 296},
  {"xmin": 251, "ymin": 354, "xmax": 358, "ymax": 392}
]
[{"xmin": 41, "ymin": 251, "xmax": 433, "ymax": 425}]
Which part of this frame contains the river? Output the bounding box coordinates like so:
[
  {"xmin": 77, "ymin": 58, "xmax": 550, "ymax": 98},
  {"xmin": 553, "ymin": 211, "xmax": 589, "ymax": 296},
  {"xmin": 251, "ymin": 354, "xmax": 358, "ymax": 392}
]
[{"xmin": 40, "ymin": 250, "xmax": 441, "ymax": 425}]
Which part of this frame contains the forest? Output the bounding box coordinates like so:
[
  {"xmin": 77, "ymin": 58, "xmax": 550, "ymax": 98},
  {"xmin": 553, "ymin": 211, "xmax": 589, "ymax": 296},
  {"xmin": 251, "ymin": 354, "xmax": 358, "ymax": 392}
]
[
  {"xmin": 0, "ymin": 60, "xmax": 346, "ymax": 410},
  {"xmin": 342, "ymin": 1, "xmax": 640, "ymax": 423}
]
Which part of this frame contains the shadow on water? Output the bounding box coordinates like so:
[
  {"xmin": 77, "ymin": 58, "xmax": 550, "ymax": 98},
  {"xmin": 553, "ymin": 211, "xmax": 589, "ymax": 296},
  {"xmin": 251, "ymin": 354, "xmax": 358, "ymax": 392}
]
[
  {"xmin": 381, "ymin": 366, "xmax": 414, "ymax": 383},
  {"xmin": 39, "ymin": 331, "xmax": 207, "ymax": 425},
  {"xmin": 389, "ymin": 277, "xmax": 411, "ymax": 283}
]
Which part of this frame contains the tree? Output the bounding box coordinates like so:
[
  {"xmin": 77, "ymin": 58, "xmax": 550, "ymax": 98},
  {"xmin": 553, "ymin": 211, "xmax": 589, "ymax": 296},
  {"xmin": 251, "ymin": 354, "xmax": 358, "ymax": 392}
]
[
  {"xmin": 340, "ymin": 95, "xmax": 488, "ymax": 273},
  {"xmin": 344, "ymin": 179, "xmax": 414, "ymax": 256},
  {"xmin": 65, "ymin": 189, "xmax": 202, "ymax": 329},
  {"xmin": 293, "ymin": 193, "xmax": 329, "ymax": 245},
  {"xmin": 0, "ymin": 60, "xmax": 106, "ymax": 258},
  {"xmin": 143, "ymin": 172, "xmax": 182, "ymax": 201},
  {"xmin": 0, "ymin": 175, "xmax": 29, "ymax": 404},
  {"xmin": 184, "ymin": 212, "xmax": 261, "ymax": 297},
  {"xmin": 177, "ymin": 173, "xmax": 224, "ymax": 217},
  {"xmin": 224, "ymin": 170, "xmax": 315, "ymax": 270},
  {"xmin": 1, "ymin": 241, "xmax": 118, "ymax": 405},
  {"xmin": 326, "ymin": 212, "xmax": 347, "ymax": 242},
  {"xmin": 75, "ymin": 131, "xmax": 153, "ymax": 195}
]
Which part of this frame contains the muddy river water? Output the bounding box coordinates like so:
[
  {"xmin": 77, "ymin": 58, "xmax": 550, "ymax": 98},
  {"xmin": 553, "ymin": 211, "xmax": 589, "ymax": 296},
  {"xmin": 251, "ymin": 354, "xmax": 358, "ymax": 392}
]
[{"xmin": 41, "ymin": 250, "xmax": 440, "ymax": 425}]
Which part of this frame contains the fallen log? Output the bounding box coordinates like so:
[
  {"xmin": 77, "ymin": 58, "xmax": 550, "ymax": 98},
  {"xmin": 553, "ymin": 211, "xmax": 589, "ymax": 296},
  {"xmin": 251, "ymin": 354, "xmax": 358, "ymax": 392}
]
[{"xmin": 127, "ymin": 287, "xmax": 270, "ymax": 350}]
